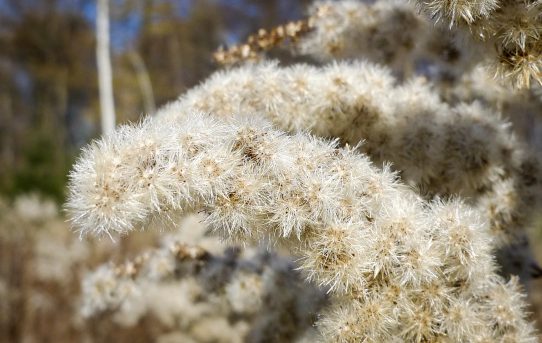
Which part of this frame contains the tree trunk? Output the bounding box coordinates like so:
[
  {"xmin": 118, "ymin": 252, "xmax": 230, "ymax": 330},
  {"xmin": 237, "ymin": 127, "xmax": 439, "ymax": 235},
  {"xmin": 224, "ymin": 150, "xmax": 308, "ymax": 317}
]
[{"xmin": 96, "ymin": 0, "xmax": 116, "ymax": 135}]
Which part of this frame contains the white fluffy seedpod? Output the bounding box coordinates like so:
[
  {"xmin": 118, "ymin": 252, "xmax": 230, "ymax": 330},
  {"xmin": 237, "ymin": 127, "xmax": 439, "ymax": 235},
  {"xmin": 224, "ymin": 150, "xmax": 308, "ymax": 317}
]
[
  {"xmin": 414, "ymin": 0, "xmax": 542, "ymax": 87},
  {"xmin": 80, "ymin": 265, "xmax": 140, "ymax": 317},
  {"xmin": 421, "ymin": 0, "xmax": 499, "ymax": 26},
  {"xmin": 82, "ymin": 236, "xmax": 325, "ymax": 341},
  {"xmin": 296, "ymin": 0, "xmax": 482, "ymax": 83},
  {"xmin": 156, "ymin": 61, "xmax": 542, "ymax": 253},
  {"xmin": 68, "ymin": 113, "xmax": 536, "ymax": 341},
  {"xmin": 223, "ymin": 0, "xmax": 540, "ymax": 87},
  {"xmin": 298, "ymin": 1, "xmax": 427, "ymax": 69},
  {"xmin": 225, "ymin": 272, "xmax": 264, "ymax": 314}
]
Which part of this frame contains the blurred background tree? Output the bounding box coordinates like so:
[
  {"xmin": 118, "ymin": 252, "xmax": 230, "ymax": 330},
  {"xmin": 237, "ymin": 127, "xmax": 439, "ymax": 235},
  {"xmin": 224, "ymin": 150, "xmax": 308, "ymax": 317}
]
[{"xmin": 0, "ymin": 0, "xmax": 310, "ymax": 203}]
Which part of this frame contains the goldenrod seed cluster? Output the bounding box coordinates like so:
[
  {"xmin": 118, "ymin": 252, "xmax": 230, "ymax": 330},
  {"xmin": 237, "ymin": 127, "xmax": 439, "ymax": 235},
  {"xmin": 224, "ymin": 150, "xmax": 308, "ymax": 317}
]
[{"xmin": 68, "ymin": 114, "xmax": 537, "ymax": 341}]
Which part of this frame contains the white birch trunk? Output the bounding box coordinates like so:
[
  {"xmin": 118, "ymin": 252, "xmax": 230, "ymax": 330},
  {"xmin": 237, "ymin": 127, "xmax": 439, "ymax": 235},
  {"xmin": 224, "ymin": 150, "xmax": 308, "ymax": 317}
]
[{"xmin": 96, "ymin": 0, "xmax": 116, "ymax": 135}]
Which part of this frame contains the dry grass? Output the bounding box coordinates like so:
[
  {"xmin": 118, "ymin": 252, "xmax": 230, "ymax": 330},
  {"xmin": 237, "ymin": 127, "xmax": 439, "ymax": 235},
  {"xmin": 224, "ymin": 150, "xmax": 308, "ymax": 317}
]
[{"xmin": 0, "ymin": 198, "xmax": 170, "ymax": 343}]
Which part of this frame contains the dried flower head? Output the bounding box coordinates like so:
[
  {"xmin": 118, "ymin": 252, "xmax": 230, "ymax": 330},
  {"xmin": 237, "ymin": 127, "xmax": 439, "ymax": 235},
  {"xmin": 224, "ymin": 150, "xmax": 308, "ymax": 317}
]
[{"xmin": 67, "ymin": 113, "xmax": 537, "ymax": 341}]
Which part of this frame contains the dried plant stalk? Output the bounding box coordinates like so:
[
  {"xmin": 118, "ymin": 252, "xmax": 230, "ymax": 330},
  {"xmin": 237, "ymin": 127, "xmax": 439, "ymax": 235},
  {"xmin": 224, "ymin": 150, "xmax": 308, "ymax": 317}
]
[{"xmin": 213, "ymin": 19, "xmax": 312, "ymax": 65}]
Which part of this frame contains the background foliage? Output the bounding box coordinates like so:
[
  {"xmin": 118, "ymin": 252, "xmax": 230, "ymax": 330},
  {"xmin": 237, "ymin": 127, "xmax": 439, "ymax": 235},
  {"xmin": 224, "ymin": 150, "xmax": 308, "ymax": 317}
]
[{"xmin": 0, "ymin": 0, "xmax": 310, "ymax": 202}]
